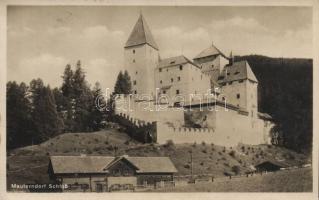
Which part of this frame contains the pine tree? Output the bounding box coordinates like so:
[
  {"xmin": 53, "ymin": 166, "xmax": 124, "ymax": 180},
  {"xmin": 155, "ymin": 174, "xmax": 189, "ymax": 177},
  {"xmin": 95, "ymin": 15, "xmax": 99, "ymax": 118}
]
[
  {"xmin": 73, "ymin": 60, "xmax": 93, "ymax": 132},
  {"xmin": 6, "ymin": 81, "xmax": 35, "ymax": 149},
  {"xmin": 30, "ymin": 79, "xmax": 62, "ymax": 141},
  {"xmin": 61, "ymin": 64, "xmax": 75, "ymax": 131},
  {"xmin": 113, "ymin": 70, "xmax": 132, "ymax": 95},
  {"xmin": 89, "ymin": 82, "xmax": 106, "ymax": 131}
]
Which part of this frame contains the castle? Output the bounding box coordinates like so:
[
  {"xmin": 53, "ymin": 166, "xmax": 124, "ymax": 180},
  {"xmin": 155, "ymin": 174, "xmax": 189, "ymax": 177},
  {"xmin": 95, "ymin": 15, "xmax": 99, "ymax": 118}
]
[{"xmin": 114, "ymin": 14, "xmax": 274, "ymax": 146}]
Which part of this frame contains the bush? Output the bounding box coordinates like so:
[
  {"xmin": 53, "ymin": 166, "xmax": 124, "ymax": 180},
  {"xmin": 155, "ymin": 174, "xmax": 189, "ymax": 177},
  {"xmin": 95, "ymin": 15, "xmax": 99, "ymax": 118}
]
[
  {"xmin": 241, "ymin": 146, "xmax": 245, "ymax": 152},
  {"xmin": 184, "ymin": 164, "xmax": 190, "ymax": 169},
  {"xmin": 231, "ymin": 165, "xmax": 240, "ymax": 175},
  {"xmin": 201, "ymin": 141, "xmax": 206, "ymax": 146},
  {"xmin": 164, "ymin": 140, "xmax": 175, "ymax": 148},
  {"xmin": 229, "ymin": 150, "xmax": 236, "ymax": 157},
  {"xmin": 94, "ymin": 138, "xmax": 99, "ymax": 143},
  {"xmin": 200, "ymin": 162, "xmax": 204, "ymax": 166},
  {"xmin": 192, "ymin": 142, "xmax": 197, "ymax": 148},
  {"xmin": 222, "ymin": 147, "xmax": 226, "ymax": 153},
  {"xmin": 202, "ymin": 149, "xmax": 207, "ymax": 154}
]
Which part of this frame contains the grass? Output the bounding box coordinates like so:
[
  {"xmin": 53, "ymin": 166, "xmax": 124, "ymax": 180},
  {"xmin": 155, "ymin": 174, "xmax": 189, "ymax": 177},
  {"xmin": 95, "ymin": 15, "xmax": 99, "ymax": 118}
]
[
  {"xmin": 7, "ymin": 128, "xmax": 311, "ymax": 191},
  {"xmin": 154, "ymin": 168, "xmax": 312, "ymax": 192}
]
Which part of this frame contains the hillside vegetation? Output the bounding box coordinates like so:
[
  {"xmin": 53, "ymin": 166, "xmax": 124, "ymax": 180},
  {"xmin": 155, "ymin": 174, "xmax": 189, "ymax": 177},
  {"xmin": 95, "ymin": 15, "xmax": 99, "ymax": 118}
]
[
  {"xmin": 235, "ymin": 55, "xmax": 312, "ymax": 153},
  {"xmin": 7, "ymin": 128, "xmax": 310, "ymax": 187}
]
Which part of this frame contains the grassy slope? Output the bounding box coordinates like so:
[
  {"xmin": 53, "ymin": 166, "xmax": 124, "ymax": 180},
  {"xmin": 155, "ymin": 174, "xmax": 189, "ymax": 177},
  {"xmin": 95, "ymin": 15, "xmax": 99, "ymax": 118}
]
[
  {"xmin": 154, "ymin": 168, "xmax": 312, "ymax": 192},
  {"xmin": 7, "ymin": 128, "xmax": 311, "ymax": 188}
]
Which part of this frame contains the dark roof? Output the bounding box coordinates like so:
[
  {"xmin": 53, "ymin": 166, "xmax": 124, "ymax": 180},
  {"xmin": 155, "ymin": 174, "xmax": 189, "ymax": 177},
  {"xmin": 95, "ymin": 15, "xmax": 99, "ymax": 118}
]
[
  {"xmin": 125, "ymin": 14, "xmax": 159, "ymax": 50},
  {"xmin": 217, "ymin": 60, "xmax": 258, "ymax": 83},
  {"xmin": 158, "ymin": 55, "xmax": 200, "ymax": 69},
  {"xmin": 255, "ymin": 160, "xmax": 290, "ymax": 168},
  {"xmin": 194, "ymin": 43, "xmax": 228, "ymax": 60},
  {"xmin": 50, "ymin": 155, "xmax": 177, "ymax": 174}
]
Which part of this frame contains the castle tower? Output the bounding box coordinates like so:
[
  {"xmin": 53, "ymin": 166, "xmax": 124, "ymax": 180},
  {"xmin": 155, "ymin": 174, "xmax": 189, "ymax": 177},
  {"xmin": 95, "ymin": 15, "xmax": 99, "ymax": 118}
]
[{"xmin": 124, "ymin": 14, "xmax": 160, "ymax": 98}]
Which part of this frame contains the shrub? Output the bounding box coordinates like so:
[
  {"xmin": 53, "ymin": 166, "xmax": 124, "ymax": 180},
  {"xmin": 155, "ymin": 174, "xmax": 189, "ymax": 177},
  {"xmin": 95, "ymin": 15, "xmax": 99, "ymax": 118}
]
[
  {"xmin": 184, "ymin": 164, "xmax": 190, "ymax": 169},
  {"xmin": 231, "ymin": 165, "xmax": 240, "ymax": 175},
  {"xmin": 94, "ymin": 138, "xmax": 99, "ymax": 143},
  {"xmin": 124, "ymin": 140, "xmax": 130, "ymax": 145},
  {"xmin": 211, "ymin": 143, "xmax": 214, "ymax": 146},
  {"xmin": 218, "ymin": 152, "xmax": 222, "ymax": 155},
  {"xmin": 202, "ymin": 149, "xmax": 207, "ymax": 154},
  {"xmin": 229, "ymin": 150, "xmax": 236, "ymax": 157},
  {"xmin": 164, "ymin": 140, "xmax": 175, "ymax": 148},
  {"xmin": 222, "ymin": 147, "xmax": 226, "ymax": 153},
  {"xmin": 238, "ymin": 159, "xmax": 242, "ymax": 164},
  {"xmin": 192, "ymin": 142, "xmax": 197, "ymax": 148},
  {"xmin": 241, "ymin": 146, "xmax": 245, "ymax": 152},
  {"xmin": 201, "ymin": 141, "xmax": 206, "ymax": 146},
  {"xmin": 212, "ymin": 148, "xmax": 215, "ymax": 151},
  {"xmin": 200, "ymin": 162, "xmax": 204, "ymax": 166},
  {"xmin": 267, "ymin": 145, "xmax": 272, "ymax": 148},
  {"xmin": 104, "ymin": 140, "xmax": 109, "ymax": 145}
]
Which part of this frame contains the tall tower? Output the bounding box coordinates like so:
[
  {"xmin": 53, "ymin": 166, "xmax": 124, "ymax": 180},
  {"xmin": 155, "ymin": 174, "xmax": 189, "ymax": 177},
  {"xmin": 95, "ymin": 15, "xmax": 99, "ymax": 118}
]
[{"xmin": 124, "ymin": 14, "xmax": 160, "ymax": 98}]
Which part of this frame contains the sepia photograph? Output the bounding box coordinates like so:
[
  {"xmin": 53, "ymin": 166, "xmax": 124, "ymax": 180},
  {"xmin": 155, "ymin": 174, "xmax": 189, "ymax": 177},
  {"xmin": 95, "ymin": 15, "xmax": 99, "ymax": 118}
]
[{"xmin": 0, "ymin": 1, "xmax": 318, "ymax": 199}]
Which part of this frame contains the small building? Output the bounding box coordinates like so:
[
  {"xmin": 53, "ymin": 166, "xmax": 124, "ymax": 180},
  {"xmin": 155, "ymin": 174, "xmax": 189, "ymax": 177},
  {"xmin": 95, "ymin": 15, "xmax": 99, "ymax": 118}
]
[
  {"xmin": 48, "ymin": 155, "xmax": 177, "ymax": 192},
  {"xmin": 254, "ymin": 160, "xmax": 290, "ymax": 172}
]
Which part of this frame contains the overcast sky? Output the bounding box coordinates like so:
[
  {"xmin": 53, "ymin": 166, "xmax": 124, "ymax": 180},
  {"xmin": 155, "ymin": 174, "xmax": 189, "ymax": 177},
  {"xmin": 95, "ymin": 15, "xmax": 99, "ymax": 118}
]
[{"xmin": 7, "ymin": 6, "xmax": 312, "ymax": 91}]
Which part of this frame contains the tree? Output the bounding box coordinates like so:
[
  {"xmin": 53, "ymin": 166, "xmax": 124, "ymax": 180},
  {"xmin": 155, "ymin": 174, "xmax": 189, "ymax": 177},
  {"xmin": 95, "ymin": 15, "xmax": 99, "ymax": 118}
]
[
  {"xmin": 61, "ymin": 64, "xmax": 75, "ymax": 131},
  {"xmin": 30, "ymin": 79, "xmax": 63, "ymax": 142},
  {"xmin": 72, "ymin": 60, "xmax": 93, "ymax": 132},
  {"xmin": 89, "ymin": 82, "xmax": 106, "ymax": 131},
  {"xmin": 113, "ymin": 70, "xmax": 132, "ymax": 95},
  {"xmin": 6, "ymin": 81, "xmax": 35, "ymax": 149}
]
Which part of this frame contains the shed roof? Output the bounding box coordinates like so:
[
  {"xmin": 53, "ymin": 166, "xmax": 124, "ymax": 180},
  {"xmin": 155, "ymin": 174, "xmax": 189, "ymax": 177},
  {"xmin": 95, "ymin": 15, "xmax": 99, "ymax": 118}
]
[
  {"xmin": 50, "ymin": 155, "xmax": 177, "ymax": 174},
  {"xmin": 217, "ymin": 60, "xmax": 258, "ymax": 83},
  {"xmin": 125, "ymin": 14, "xmax": 159, "ymax": 50},
  {"xmin": 158, "ymin": 55, "xmax": 200, "ymax": 69}
]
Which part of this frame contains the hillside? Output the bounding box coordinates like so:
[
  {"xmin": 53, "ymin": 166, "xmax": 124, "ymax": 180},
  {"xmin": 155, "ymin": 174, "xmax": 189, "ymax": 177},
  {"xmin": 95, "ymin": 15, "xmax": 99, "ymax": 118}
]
[
  {"xmin": 7, "ymin": 128, "xmax": 310, "ymax": 188},
  {"xmin": 154, "ymin": 168, "xmax": 312, "ymax": 192},
  {"xmin": 235, "ymin": 55, "xmax": 312, "ymax": 153}
]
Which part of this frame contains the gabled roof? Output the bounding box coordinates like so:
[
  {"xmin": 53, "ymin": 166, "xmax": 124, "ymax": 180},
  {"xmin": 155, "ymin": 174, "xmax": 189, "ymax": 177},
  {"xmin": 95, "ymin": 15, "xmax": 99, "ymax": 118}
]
[
  {"xmin": 128, "ymin": 157, "xmax": 178, "ymax": 173},
  {"xmin": 158, "ymin": 55, "xmax": 200, "ymax": 69},
  {"xmin": 217, "ymin": 60, "xmax": 258, "ymax": 83},
  {"xmin": 194, "ymin": 43, "xmax": 228, "ymax": 60},
  {"xmin": 50, "ymin": 156, "xmax": 114, "ymax": 174},
  {"xmin": 125, "ymin": 14, "xmax": 159, "ymax": 50},
  {"xmin": 50, "ymin": 155, "xmax": 177, "ymax": 174}
]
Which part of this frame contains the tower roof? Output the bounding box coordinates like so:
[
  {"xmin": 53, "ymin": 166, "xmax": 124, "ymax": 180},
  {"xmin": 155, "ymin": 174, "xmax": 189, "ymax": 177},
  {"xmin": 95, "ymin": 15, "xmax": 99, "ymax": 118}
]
[
  {"xmin": 217, "ymin": 60, "xmax": 258, "ymax": 83},
  {"xmin": 125, "ymin": 14, "xmax": 159, "ymax": 50},
  {"xmin": 194, "ymin": 43, "xmax": 228, "ymax": 60}
]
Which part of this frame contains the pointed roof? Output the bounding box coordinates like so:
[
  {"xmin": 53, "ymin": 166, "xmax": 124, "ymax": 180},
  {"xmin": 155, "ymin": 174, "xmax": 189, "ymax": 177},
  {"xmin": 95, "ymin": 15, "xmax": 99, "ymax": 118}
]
[
  {"xmin": 217, "ymin": 60, "xmax": 258, "ymax": 83},
  {"xmin": 158, "ymin": 55, "xmax": 200, "ymax": 69},
  {"xmin": 194, "ymin": 43, "xmax": 228, "ymax": 60},
  {"xmin": 125, "ymin": 14, "xmax": 159, "ymax": 50}
]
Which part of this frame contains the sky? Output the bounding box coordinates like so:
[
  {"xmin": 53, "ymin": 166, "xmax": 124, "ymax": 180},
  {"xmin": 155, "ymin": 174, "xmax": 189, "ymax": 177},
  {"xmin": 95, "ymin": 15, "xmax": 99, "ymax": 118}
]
[{"xmin": 7, "ymin": 6, "xmax": 312, "ymax": 91}]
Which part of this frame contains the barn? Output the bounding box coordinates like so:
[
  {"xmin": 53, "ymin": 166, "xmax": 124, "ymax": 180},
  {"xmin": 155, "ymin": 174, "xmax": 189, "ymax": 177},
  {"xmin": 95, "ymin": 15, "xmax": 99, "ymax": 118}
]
[{"xmin": 48, "ymin": 155, "xmax": 177, "ymax": 192}]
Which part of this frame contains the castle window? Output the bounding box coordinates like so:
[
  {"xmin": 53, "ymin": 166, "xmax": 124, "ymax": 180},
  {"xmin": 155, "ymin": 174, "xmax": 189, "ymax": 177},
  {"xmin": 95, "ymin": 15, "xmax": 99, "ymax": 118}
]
[
  {"xmin": 171, "ymin": 78, "xmax": 174, "ymax": 83},
  {"xmin": 239, "ymin": 80, "xmax": 244, "ymax": 83},
  {"xmin": 177, "ymin": 77, "xmax": 181, "ymax": 81},
  {"xmin": 237, "ymin": 94, "xmax": 240, "ymax": 99},
  {"xmin": 222, "ymin": 97, "xmax": 225, "ymax": 101},
  {"xmin": 133, "ymin": 49, "xmax": 135, "ymax": 54},
  {"xmin": 179, "ymin": 65, "xmax": 183, "ymax": 70},
  {"xmin": 160, "ymin": 80, "xmax": 162, "ymax": 84},
  {"xmin": 133, "ymin": 59, "xmax": 135, "ymax": 63},
  {"xmin": 136, "ymin": 71, "xmax": 138, "ymax": 74},
  {"xmin": 134, "ymin": 90, "xmax": 137, "ymax": 94},
  {"xmin": 163, "ymin": 90, "xmax": 166, "ymax": 94},
  {"xmin": 133, "ymin": 80, "xmax": 137, "ymax": 85},
  {"xmin": 159, "ymin": 68, "xmax": 162, "ymax": 72},
  {"xmin": 227, "ymin": 72, "xmax": 230, "ymax": 76},
  {"xmin": 176, "ymin": 90, "xmax": 180, "ymax": 94}
]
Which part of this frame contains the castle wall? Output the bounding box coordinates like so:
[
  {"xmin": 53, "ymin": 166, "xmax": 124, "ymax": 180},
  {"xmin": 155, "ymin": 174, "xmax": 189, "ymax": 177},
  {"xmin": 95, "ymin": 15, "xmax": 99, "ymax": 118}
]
[
  {"xmin": 156, "ymin": 105, "xmax": 271, "ymax": 146},
  {"xmin": 220, "ymin": 79, "xmax": 247, "ymax": 109}
]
